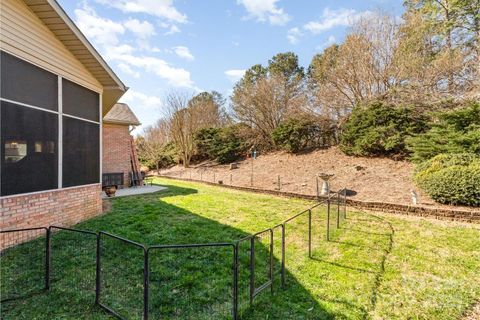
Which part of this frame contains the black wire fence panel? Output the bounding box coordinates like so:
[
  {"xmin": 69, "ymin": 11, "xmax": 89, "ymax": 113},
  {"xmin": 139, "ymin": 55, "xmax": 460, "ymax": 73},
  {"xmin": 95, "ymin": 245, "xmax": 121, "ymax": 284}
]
[
  {"xmin": 0, "ymin": 228, "xmax": 47, "ymax": 303},
  {"xmin": 236, "ymin": 238, "xmax": 253, "ymax": 317},
  {"xmin": 49, "ymin": 227, "xmax": 97, "ymax": 300},
  {"xmin": 0, "ymin": 199, "xmax": 347, "ymax": 320},
  {"xmin": 327, "ymin": 195, "xmax": 344, "ymax": 241},
  {"xmin": 148, "ymin": 244, "xmax": 234, "ymax": 320},
  {"xmin": 271, "ymin": 225, "xmax": 284, "ymax": 290},
  {"xmin": 98, "ymin": 233, "xmax": 146, "ymax": 320},
  {"xmin": 284, "ymin": 211, "xmax": 310, "ymax": 287}
]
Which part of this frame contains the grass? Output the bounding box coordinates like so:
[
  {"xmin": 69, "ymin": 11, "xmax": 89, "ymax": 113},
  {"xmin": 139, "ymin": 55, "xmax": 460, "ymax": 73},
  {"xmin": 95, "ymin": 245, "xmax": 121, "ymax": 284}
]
[{"xmin": 1, "ymin": 177, "xmax": 479, "ymax": 319}]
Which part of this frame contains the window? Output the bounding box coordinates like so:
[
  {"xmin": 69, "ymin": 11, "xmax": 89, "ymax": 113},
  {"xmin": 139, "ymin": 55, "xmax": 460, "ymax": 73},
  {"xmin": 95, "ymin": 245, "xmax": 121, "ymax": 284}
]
[
  {"xmin": 62, "ymin": 79, "xmax": 100, "ymax": 121},
  {"xmin": 1, "ymin": 102, "xmax": 58, "ymax": 196},
  {"xmin": 0, "ymin": 51, "xmax": 102, "ymax": 196},
  {"xmin": 62, "ymin": 117, "xmax": 100, "ymax": 187},
  {"xmin": 0, "ymin": 51, "xmax": 58, "ymax": 111}
]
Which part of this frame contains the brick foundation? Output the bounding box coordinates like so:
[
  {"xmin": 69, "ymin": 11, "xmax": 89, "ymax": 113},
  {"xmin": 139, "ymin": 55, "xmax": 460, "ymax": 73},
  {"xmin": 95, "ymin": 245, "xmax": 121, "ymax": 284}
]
[{"xmin": 0, "ymin": 184, "xmax": 102, "ymax": 249}]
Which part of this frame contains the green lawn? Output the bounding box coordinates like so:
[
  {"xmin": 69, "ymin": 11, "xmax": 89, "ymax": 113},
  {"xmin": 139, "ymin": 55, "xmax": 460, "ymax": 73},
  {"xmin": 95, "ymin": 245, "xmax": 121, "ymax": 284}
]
[{"xmin": 1, "ymin": 178, "xmax": 479, "ymax": 319}]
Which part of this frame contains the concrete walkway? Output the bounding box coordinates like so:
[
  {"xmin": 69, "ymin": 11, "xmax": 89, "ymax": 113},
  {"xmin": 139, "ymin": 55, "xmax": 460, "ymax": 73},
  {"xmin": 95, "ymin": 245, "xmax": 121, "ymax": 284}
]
[{"xmin": 102, "ymin": 185, "xmax": 166, "ymax": 198}]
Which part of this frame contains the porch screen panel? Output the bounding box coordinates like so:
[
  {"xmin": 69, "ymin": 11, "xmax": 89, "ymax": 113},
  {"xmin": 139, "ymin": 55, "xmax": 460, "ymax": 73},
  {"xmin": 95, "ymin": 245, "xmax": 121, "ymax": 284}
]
[
  {"xmin": 62, "ymin": 79, "xmax": 100, "ymax": 122},
  {"xmin": 1, "ymin": 102, "xmax": 58, "ymax": 196},
  {"xmin": 0, "ymin": 51, "xmax": 58, "ymax": 111},
  {"xmin": 62, "ymin": 117, "xmax": 100, "ymax": 187}
]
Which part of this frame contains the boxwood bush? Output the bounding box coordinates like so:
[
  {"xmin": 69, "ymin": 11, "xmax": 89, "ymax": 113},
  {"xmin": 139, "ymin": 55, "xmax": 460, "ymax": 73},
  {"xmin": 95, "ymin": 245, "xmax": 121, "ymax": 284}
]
[
  {"xmin": 414, "ymin": 153, "xmax": 480, "ymax": 206},
  {"xmin": 195, "ymin": 125, "xmax": 247, "ymax": 164},
  {"xmin": 340, "ymin": 102, "xmax": 427, "ymax": 158},
  {"xmin": 407, "ymin": 102, "xmax": 480, "ymax": 163}
]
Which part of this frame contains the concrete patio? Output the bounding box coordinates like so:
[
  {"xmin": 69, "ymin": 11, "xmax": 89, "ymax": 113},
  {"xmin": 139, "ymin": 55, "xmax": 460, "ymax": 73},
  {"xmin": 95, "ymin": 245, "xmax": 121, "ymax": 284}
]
[{"xmin": 102, "ymin": 185, "xmax": 167, "ymax": 198}]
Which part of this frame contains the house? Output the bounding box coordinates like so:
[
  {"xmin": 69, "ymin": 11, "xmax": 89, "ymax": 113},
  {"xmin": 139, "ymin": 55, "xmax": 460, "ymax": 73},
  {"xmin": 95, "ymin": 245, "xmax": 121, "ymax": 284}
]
[
  {"xmin": 102, "ymin": 103, "xmax": 142, "ymax": 189},
  {"xmin": 0, "ymin": 0, "xmax": 127, "ymax": 246}
]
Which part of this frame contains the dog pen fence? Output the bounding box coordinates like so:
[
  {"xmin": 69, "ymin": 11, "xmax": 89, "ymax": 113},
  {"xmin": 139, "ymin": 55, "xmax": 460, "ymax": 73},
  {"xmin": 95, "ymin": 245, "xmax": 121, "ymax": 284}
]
[{"xmin": 1, "ymin": 191, "xmax": 347, "ymax": 319}]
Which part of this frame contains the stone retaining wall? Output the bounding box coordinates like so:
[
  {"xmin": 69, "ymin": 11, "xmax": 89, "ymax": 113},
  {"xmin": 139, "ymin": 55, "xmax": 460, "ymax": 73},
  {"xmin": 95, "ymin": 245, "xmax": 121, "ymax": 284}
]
[{"xmin": 158, "ymin": 175, "xmax": 480, "ymax": 223}]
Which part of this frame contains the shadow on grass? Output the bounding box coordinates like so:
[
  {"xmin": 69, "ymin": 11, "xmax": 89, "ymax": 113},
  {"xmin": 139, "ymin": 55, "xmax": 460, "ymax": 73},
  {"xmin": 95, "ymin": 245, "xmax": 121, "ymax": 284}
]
[
  {"xmin": 1, "ymin": 183, "xmax": 335, "ymax": 320},
  {"xmin": 308, "ymin": 209, "xmax": 395, "ymax": 320}
]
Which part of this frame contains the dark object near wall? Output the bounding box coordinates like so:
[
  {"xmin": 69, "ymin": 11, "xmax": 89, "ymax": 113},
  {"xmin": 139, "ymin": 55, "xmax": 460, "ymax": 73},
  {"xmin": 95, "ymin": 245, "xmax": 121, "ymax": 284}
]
[
  {"xmin": 62, "ymin": 117, "xmax": 99, "ymax": 187},
  {"xmin": 102, "ymin": 173, "xmax": 124, "ymax": 188}
]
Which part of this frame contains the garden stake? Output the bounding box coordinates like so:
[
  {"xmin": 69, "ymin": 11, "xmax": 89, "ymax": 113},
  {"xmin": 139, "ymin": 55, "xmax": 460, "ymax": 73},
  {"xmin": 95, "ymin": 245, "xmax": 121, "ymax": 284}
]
[
  {"xmin": 337, "ymin": 193, "xmax": 340, "ymax": 229},
  {"xmin": 326, "ymin": 199, "xmax": 330, "ymax": 241},
  {"xmin": 281, "ymin": 224, "xmax": 286, "ymax": 288},
  {"xmin": 308, "ymin": 209, "xmax": 312, "ymax": 258}
]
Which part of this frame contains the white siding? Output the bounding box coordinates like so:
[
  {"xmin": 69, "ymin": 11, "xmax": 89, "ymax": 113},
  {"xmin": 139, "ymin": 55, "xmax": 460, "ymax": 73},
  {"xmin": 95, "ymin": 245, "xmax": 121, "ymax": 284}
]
[{"xmin": 0, "ymin": 0, "xmax": 103, "ymax": 93}]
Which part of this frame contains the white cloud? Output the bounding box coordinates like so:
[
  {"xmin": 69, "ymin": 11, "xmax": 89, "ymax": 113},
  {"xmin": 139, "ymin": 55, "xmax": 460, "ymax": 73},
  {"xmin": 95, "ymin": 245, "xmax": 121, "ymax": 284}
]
[
  {"xmin": 287, "ymin": 27, "xmax": 303, "ymax": 44},
  {"xmin": 115, "ymin": 54, "xmax": 194, "ymax": 87},
  {"xmin": 75, "ymin": 4, "xmax": 125, "ymax": 47},
  {"xmin": 237, "ymin": 0, "xmax": 290, "ymax": 26},
  {"xmin": 165, "ymin": 25, "xmax": 181, "ymax": 35},
  {"xmin": 74, "ymin": 4, "xmax": 195, "ymax": 89},
  {"xmin": 120, "ymin": 89, "xmax": 162, "ymax": 109},
  {"xmin": 95, "ymin": 0, "xmax": 187, "ymax": 23},
  {"xmin": 124, "ymin": 19, "xmax": 156, "ymax": 38},
  {"xmin": 316, "ymin": 35, "xmax": 336, "ymax": 51},
  {"xmin": 171, "ymin": 46, "xmax": 194, "ymax": 61},
  {"xmin": 304, "ymin": 8, "xmax": 372, "ymax": 34},
  {"xmin": 225, "ymin": 69, "xmax": 246, "ymax": 82},
  {"xmin": 117, "ymin": 62, "xmax": 140, "ymax": 78}
]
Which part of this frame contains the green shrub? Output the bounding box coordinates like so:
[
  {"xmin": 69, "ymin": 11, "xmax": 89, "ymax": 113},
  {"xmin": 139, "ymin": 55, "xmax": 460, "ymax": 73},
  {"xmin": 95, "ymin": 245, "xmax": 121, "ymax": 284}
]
[
  {"xmin": 195, "ymin": 125, "xmax": 246, "ymax": 164},
  {"xmin": 414, "ymin": 153, "xmax": 480, "ymax": 206},
  {"xmin": 340, "ymin": 102, "xmax": 427, "ymax": 158},
  {"xmin": 407, "ymin": 102, "xmax": 480, "ymax": 163},
  {"xmin": 272, "ymin": 117, "xmax": 335, "ymax": 153}
]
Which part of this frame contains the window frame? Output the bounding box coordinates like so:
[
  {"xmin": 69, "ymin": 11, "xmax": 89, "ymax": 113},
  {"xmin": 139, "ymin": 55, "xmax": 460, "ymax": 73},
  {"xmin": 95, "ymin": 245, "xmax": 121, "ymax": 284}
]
[{"xmin": 0, "ymin": 51, "xmax": 103, "ymax": 198}]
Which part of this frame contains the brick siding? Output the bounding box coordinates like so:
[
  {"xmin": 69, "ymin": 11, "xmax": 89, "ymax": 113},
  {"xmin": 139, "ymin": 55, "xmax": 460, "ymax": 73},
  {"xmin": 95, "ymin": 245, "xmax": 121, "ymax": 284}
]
[
  {"xmin": 0, "ymin": 184, "xmax": 102, "ymax": 249},
  {"xmin": 102, "ymin": 123, "xmax": 135, "ymax": 187}
]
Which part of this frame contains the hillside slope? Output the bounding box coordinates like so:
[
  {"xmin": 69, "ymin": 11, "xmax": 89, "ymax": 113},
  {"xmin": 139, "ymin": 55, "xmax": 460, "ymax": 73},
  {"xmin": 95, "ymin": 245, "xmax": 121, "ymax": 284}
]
[{"xmin": 160, "ymin": 147, "xmax": 478, "ymax": 212}]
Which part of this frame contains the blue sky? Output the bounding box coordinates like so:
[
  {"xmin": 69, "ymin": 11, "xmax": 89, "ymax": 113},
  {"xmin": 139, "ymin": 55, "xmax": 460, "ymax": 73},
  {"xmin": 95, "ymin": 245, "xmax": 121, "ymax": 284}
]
[{"xmin": 57, "ymin": 0, "xmax": 404, "ymax": 133}]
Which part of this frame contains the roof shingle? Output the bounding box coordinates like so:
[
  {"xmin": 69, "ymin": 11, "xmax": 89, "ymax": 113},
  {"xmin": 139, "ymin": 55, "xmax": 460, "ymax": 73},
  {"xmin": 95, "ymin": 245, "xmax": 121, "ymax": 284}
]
[{"xmin": 103, "ymin": 103, "xmax": 141, "ymax": 126}]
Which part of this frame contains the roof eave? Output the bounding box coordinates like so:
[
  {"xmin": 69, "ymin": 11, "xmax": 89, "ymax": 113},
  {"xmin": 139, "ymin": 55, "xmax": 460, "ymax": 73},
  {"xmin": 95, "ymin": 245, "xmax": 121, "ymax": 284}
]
[{"xmin": 47, "ymin": 0, "xmax": 127, "ymax": 93}]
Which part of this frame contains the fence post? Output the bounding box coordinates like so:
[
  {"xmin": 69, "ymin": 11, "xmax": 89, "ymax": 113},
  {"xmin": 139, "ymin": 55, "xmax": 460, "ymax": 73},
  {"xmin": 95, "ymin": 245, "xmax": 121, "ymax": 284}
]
[
  {"xmin": 200, "ymin": 171, "xmax": 203, "ymax": 181},
  {"xmin": 344, "ymin": 188, "xmax": 347, "ymax": 219},
  {"xmin": 269, "ymin": 230, "xmax": 274, "ymax": 294},
  {"xmin": 45, "ymin": 228, "xmax": 51, "ymax": 290},
  {"xmin": 281, "ymin": 224, "xmax": 286, "ymax": 288},
  {"xmin": 277, "ymin": 175, "xmax": 281, "ymax": 190},
  {"xmin": 326, "ymin": 198, "xmax": 330, "ymax": 241},
  {"xmin": 230, "ymin": 174, "xmax": 233, "ymax": 185},
  {"xmin": 308, "ymin": 209, "xmax": 312, "ymax": 258},
  {"xmin": 144, "ymin": 248, "xmax": 149, "ymax": 320},
  {"xmin": 233, "ymin": 244, "xmax": 239, "ymax": 320},
  {"xmin": 95, "ymin": 233, "xmax": 101, "ymax": 305},
  {"xmin": 316, "ymin": 177, "xmax": 319, "ymax": 201},
  {"xmin": 337, "ymin": 193, "xmax": 340, "ymax": 229},
  {"xmin": 249, "ymin": 237, "xmax": 255, "ymax": 306}
]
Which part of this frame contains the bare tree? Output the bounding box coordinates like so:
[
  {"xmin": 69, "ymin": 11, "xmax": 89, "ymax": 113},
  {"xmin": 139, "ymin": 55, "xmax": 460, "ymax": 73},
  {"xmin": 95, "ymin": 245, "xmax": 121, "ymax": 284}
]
[
  {"xmin": 231, "ymin": 52, "xmax": 306, "ymax": 144},
  {"xmin": 137, "ymin": 119, "xmax": 171, "ymax": 172},
  {"xmin": 308, "ymin": 13, "xmax": 400, "ymax": 118},
  {"xmin": 164, "ymin": 91, "xmax": 226, "ymax": 167}
]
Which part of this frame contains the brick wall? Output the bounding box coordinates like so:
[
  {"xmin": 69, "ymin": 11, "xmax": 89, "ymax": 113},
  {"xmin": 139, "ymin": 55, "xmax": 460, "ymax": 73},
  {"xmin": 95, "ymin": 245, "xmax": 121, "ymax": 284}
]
[
  {"xmin": 0, "ymin": 184, "xmax": 102, "ymax": 249},
  {"xmin": 102, "ymin": 123, "xmax": 133, "ymax": 187}
]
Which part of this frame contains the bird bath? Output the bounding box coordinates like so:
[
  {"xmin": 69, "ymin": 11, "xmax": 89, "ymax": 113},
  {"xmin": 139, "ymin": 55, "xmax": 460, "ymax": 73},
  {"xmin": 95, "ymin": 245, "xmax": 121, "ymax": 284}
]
[{"xmin": 318, "ymin": 173, "xmax": 334, "ymax": 195}]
